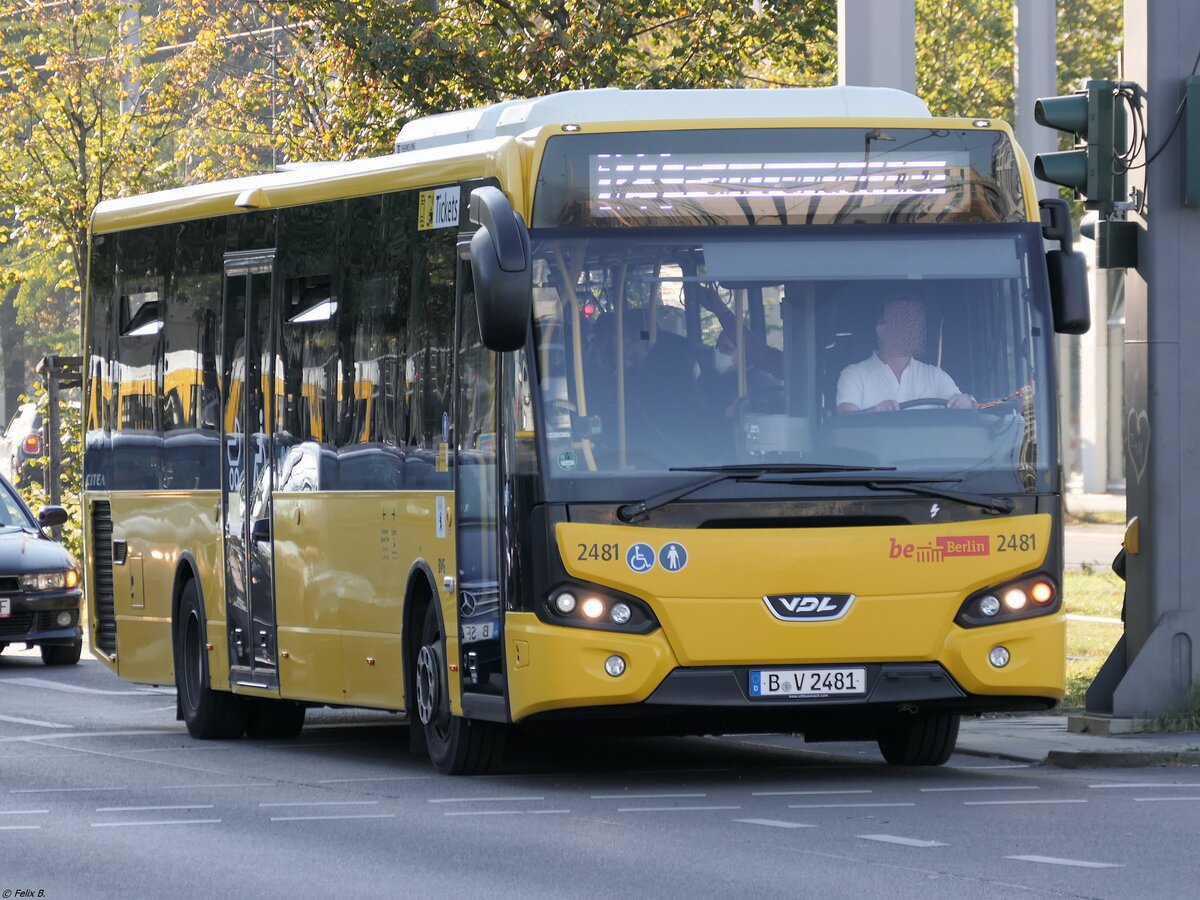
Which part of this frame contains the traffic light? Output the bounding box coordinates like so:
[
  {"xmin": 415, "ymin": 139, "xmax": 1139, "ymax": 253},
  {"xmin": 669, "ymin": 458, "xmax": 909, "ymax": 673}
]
[{"xmin": 1034, "ymin": 79, "xmax": 1125, "ymax": 211}]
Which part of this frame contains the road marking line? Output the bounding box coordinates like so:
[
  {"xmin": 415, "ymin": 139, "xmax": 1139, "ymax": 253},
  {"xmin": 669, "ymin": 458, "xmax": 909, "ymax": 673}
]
[
  {"xmin": 428, "ymin": 796, "xmax": 544, "ymax": 804},
  {"xmin": 963, "ymin": 799, "xmax": 1087, "ymax": 806},
  {"xmin": 0, "ymin": 713, "xmax": 72, "ymax": 729},
  {"xmin": 0, "ymin": 825, "xmax": 41, "ymax": 831},
  {"xmin": 788, "ymin": 802, "xmax": 916, "ymax": 809},
  {"xmin": 753, "ymin": 789, "xmax": 872, "ymax": 797},
  {"xmin": 1133, "ymin": 796, "xmax": 1200, "ymax": 802},
  {"xmin": 952, "ymin": 764, "xmax": 1031, "ymax": 770},
  {"xmin": 11, "ymin": 787, "xmax": 125, "ymax": 794},
  {"xmin": 1006, "ymin": 855, "xmax": 1122, "ymax": 869},
  {"xmin": 0, "ymin": 729, "xmax": 181, "ymax": 744},
  {"xmin": 859, "ymin": 834, "xmax": 948, "ymax": 848},
  {"xmin": 259, "ymin": 801, "xmax": 380, "ymax": 808},
  {"xmin": 91, "ymin": 819, "xmax": 222, "ymax": 828},
  {"xmin": 163, "ymin": 783, "xmax": 277, "ymax": 790},
  {"xmin": 4, "ymin": 677, "xmax": 164, "ymax": 696},
  {"xmin": 591, "ymin": 793, "xmax": 706, "ymax": 800},
  {"xmin": 0, "ymin": 810, "xmax": 48, "ymax": 816},
  {"xmin": 735, "ymin": 819, "xmax": 816, "ymax": 829},
  {"xmin": 270, "ymin": 814, "xmax": 397, "ymax": 822},
  {"xmin": 618, "ymin": 806, "xmax": 742, "ymax": 813},
  {"xmin": 1089, "ymin": 783, "xmax": 1200, "ymax": 789},
  {"xmin": 920, "ymin": 786, "xmax": 1039, "ymax": 793},
  {"xmin": 94, "ymin": 811, "xmax": 217, "ymax": 816},
  {"xmin": 317, "ymin": 777, "xmax": 430, "ymax": 784},
  {"xmin": 442, "ymin": 810, "xmax": 571, "ymax": 817}
]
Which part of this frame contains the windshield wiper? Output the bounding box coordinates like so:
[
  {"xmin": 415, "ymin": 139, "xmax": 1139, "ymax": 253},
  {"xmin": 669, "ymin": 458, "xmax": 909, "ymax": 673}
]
[
  {"xmin": 615, "ymin": 465, "xmax": 1013, "ymax": 522},
  {"xmin": 615, "ymin": 464, "xmax": 897, "ymax": 523}
]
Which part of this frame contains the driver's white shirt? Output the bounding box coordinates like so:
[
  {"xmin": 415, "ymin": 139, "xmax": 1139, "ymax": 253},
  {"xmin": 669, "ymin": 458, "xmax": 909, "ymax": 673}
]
[{"xmin": 837, "ymin": 352, "xmax": 961, "ymax": 410}]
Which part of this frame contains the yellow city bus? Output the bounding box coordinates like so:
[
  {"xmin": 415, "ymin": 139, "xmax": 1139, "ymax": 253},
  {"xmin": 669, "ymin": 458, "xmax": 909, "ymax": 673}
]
[{"xmin": 82, "ymin": 87, "xmax": 1089, "ymax": 773}]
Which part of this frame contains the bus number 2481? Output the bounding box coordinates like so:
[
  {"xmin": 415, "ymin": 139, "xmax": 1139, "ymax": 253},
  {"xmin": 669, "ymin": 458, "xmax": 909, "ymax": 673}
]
[{"xmin": 577, "ymin": 543, "xmax": 620, "ymax": 562}]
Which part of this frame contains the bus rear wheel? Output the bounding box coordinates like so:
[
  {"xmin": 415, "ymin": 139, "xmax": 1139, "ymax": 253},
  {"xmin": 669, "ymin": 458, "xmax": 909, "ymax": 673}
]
[
  {"xmin": 415, "ymin": 603, "xmax": 504, "ymax": 775},
  {"xmin": 175, "ymin": 579, "xmax": 247, "ymax": 739},
  {"xmin": 877, "ymin": 713, "xmax": 960, "ymax": 766}
]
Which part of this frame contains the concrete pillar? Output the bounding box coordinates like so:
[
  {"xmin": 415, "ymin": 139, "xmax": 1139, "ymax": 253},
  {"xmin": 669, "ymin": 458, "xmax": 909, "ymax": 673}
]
[
  {"xmin": 1102, "ymin": 0, "xmax": 1200, "ymax": 717},
  {"xmin": 838, "ymin": 0, "xmax": 916, "ymax": 93},
  {"xmin": 1013, "ymin": 0, "xmax": 1059, "ymax": 203}
]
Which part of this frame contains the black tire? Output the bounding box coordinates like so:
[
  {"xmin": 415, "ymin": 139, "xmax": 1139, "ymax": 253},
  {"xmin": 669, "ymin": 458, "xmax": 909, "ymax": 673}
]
[
  {"xmin": 174, "ymin": 579, "xmax": 247, "ymax": 739},
  {"xmin": 877, "ymin": 713, "xmax": 960, "ymax": 766},
  {"xmin": 40, "ymin": 640, "xmax": 82, "ymax": 666},
  {"xmin": 415, "ymin": 602, "xmax": 504, "ymax": 775},
  {"xmin": 245, "ymin": 698, "xmax": 306, "ymax": 739}
]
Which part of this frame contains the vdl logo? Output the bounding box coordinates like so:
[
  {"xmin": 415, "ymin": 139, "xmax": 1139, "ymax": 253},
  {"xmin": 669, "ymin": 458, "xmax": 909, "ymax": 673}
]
[{"xmin": 763, "ymin": 593, "xmax": 855, "ymax": 622}]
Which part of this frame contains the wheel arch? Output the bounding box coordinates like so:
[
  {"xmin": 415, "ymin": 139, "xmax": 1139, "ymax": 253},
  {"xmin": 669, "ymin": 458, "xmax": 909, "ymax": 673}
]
[
  {"xmin": 402, "ymin": 560, "xmax": 441, "ymax": 716},
  {"xmin": 171, "ymin": 552, "xmax": 204, "ymax": 645}
]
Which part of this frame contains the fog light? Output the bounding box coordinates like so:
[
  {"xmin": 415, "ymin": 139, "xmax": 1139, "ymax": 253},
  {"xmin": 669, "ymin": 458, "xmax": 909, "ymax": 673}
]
[
  {"xmin": 989, "ymin": 646, "xmax": 1011, "ymax": 668},
  {"xmin": 581, "ymin": 597, "xmax": 605, "ymax": 620},
  {"xmin": 604, "ymin": 654, "xmax": 626, "ymax": 677},
  {"xmin": 553, "ymin": 592, "xmax": 577, "ymax": 615},
  {"xmin": 1003, "ymin": 588, "xmax": 1027, "ymax": 611},
  {"xmin": 979, "ymin": 595, "xmax": 1001, "ymax": 617},
  {"xmin": 56, "ymin": 611, "xmax": 72, "ymax": 627},
  {"xmin": 610, "ymin": 602, "xmax": 632, "ymax": 625},
  {"xmin": 1031, "ymin": 581, "xmax": 1055, "ymax": 605}
]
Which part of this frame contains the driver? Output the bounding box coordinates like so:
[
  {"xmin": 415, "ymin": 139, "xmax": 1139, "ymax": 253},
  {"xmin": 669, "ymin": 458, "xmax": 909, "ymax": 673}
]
[{"xmin": 836, "ymin": 298, "xmax": 974, "ymax": 414}]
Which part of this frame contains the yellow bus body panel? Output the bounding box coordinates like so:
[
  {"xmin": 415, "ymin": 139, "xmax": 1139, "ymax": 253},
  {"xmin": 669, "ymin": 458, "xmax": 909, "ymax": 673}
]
[
  {"xmin": 499, "ymin": 515, "xmax": 1062, "ymax": 718},
  {"xmin": 506, "ymin": 612, "xmax": 681, "ymax": 720},
  {"xmin": 89, "ymin": 492, "xmax": 226, "ymax": 687},
  {"xmin": 271, "ymin": 490, "xmax": 456, "ymax": 711}
]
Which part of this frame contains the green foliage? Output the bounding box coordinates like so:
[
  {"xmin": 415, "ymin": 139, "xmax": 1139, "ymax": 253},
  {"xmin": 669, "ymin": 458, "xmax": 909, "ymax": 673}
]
[{"xmin": 12, "ymin": 381, "xmax": 83, "ymax": 562}]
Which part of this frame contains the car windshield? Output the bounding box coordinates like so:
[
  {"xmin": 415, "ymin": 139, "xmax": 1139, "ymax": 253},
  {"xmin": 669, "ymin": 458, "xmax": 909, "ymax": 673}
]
[
  {"xmin": 528, "ymin": 225, "xmax": 1054, "ymax": 502},
  {"xmin": 0, "ymin": 478, "xmax": 35, "ymax": 529}
]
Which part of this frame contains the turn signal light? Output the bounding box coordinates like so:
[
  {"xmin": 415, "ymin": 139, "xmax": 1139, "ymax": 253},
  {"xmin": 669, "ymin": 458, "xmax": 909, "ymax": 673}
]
[{"xmin": 1030, "ymin": 581, "xmax": 1055, "ymax": 605}]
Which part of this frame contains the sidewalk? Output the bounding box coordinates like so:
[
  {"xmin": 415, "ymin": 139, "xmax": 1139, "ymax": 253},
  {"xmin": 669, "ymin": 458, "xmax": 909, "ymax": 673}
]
[{"xmin": 957, "ymin": 715, "xmax": 1200, "ymax": 768}]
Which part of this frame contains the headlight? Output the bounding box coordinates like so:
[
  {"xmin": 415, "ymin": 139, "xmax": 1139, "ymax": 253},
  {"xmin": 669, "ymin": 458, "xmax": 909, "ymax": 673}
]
[
  {"xmin": 19, "ymin": 570, "xmax": 76, "ymax": 592},
  {"xmin": 956, "ymin": 573, "xmax": 1059, "ymax": 627},
  {"xmin": 545, "ymin": 585, "xmax": 657, "ymax": 633}
]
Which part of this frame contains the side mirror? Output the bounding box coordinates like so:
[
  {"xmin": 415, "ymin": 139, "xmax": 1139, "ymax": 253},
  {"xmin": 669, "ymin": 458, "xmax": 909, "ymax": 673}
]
[
  {"xmin": 251, "ymin": 518, "xmax": 271, "ymax": 543},
  {"xmin": 1039, "ymin": 198, "xmax": 1090, "ymax": 335},
  {"xmin": 38, "ymin": 505, "xmax": 69, "ymax": 528},
  {"xmin": 468, "ymin": 186, "xmax": 532, "ymax": 352}
]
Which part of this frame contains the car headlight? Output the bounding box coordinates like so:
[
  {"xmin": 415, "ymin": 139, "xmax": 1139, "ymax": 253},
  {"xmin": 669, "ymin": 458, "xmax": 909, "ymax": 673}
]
[{"xmin": 20, "ymin": 570, "xmax": 78, "ymax": 592}]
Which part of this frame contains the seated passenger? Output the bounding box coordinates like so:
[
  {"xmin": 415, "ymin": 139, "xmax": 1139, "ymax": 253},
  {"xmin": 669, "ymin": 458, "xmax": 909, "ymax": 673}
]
[{"xmin": 836, "ymin": 298, "xmax": 974, "ymax": 414}]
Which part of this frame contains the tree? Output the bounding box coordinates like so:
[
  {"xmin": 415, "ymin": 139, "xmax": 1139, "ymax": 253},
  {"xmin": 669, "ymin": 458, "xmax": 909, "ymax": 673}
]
[
  {"xmin": 0, "ymin": 1, "xmax": 203, "ymax": 378},
  {"xmin": 183, "ymin": 1, "xmax": 839, "ymax": 163}
]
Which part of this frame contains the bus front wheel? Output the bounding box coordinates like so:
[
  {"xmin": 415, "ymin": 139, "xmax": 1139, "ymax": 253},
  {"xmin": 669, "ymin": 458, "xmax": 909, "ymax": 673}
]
[
  {"xmin": 175, "ymin": 579, "xmax": 248, "ymax": 739},
  {"xmin": 416, "ymin": 603, "xmax": 504, "ymax": 775},
  {"xmin": 877, "ymin": 713, "xmax": 960, "ymax": 766}
]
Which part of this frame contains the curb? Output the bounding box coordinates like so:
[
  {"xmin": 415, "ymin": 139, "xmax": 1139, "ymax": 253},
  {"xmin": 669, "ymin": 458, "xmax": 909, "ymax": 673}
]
[{"xmin": 1046, "ymin": 749, "xmax": 1200, "ymax": 769}]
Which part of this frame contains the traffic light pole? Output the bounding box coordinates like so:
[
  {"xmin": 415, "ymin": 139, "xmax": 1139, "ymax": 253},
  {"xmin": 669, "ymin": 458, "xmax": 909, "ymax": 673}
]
[{"xmin": 1086, "ymin": 0, "xmax": 1200, "ymax": 719}]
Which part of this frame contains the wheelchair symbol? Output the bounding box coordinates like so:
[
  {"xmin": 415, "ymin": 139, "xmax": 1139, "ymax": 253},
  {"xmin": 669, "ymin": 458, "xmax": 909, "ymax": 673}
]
[{"xmin": 626, "ymin": 542, "xmax": 656, "ymax": 573}]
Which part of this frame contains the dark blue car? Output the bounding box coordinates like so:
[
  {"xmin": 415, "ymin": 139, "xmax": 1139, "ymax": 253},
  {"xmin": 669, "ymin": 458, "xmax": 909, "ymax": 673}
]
[{"xmin": 0, "ymin": 474, "xmax": 82, "ymax": 665}]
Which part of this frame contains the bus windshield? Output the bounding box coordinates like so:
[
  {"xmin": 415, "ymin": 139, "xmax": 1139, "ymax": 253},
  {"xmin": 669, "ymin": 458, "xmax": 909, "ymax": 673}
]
[{"xmin": 529, "ymin": 224, "xmax": 1054, "ymax": 501}]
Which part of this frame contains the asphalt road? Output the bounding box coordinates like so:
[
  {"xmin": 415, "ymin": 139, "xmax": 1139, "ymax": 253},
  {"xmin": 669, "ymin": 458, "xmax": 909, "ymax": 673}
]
[
  {"xmin": 3, "ymin": 645, "xmax": 1200, "ymax": 899},
  {"xmin": 1065, "ymin": 523, "xmax": 1124, "ymax": 571}
]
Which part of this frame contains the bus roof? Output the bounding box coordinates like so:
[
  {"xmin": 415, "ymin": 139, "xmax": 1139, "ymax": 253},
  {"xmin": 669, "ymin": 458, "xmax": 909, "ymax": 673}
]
[
  {"xmin": 91, "ymin": 135, "xmax": 524, "ymax": 235},
  {"xmin": 394, "ymin": 87, "xmax": 932, "ymax": 154}
]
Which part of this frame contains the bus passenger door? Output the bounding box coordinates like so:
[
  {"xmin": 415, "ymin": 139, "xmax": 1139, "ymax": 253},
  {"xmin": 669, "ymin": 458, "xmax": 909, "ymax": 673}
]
[
  {"xmin": 221, "ymin": 252, "xmax": 280, "ymax": 690},
  {"xmin": 454, "ymin": 261, "xmax": 506, "ymax": 717}
]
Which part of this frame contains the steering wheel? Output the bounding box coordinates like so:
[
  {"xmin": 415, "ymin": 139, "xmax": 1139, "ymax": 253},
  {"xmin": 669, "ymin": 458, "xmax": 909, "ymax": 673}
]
[{"xmin": 898, "ymin": 397, "xmax": 948, "ymax": 409}]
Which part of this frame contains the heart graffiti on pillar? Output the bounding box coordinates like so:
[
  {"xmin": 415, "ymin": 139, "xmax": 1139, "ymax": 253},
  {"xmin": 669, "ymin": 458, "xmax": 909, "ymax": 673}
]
[{"xmin": 1126, "ymin": 408, "xmax": 1150, "ymax": 483}]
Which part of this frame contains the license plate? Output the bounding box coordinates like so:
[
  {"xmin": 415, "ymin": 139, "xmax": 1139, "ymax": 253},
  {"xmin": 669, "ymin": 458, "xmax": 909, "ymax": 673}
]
[
  {"xmin": 461, "ymin": 620, "xmax": 498, "ymax": 643},
  {"xmin": 0, "ymin": 597, "xmax": 10, "ymax": 618},
  {"xmin": 750, "ymin": 667, "xmax": 867, "ymax": 698}
]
